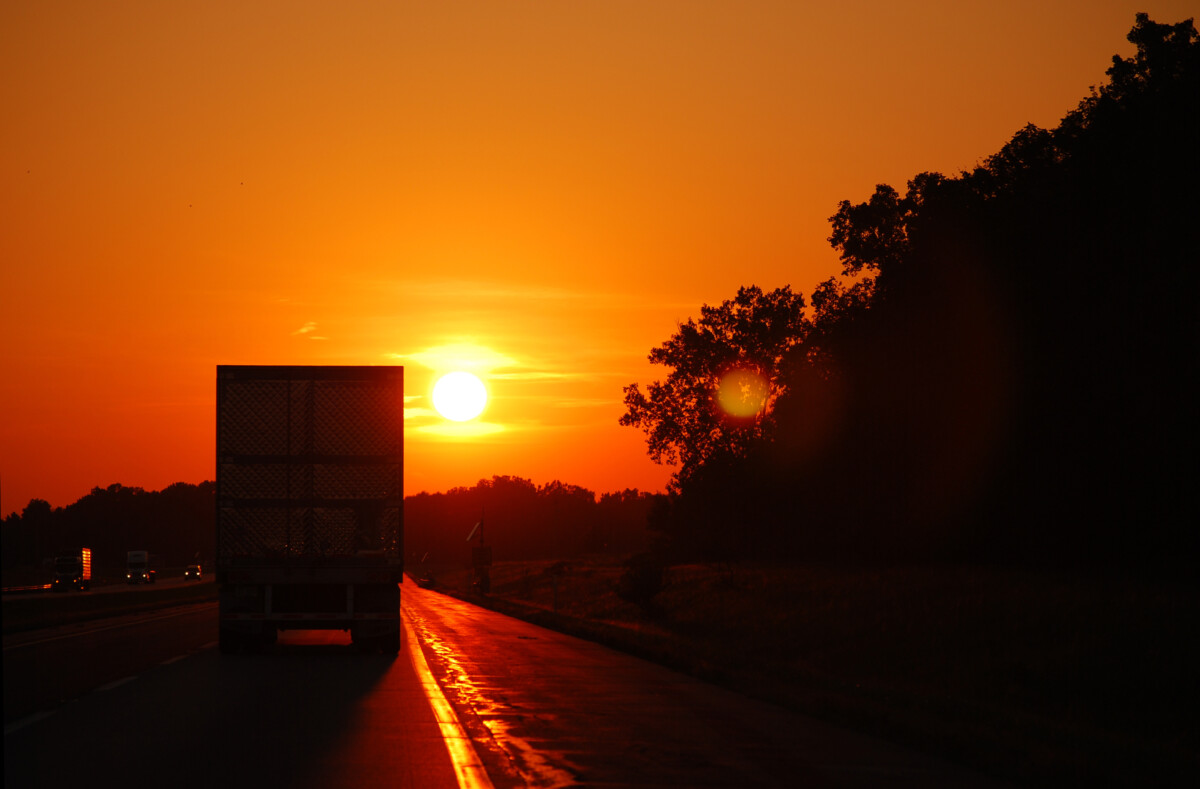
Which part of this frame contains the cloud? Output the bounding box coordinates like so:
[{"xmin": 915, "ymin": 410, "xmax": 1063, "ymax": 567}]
[
  {"xmin": 292, "ymin": 321, "xmax": 327, "ymax": 340},
  {"xmin": 388, "ymin": 342, "xmax": 518, "ymax": 373},
  {"xmin": 373, "ymin": 276, "xmax": 697, "ymax": 314},
  {"xmin": 404, "ymin": 406, "xmax": 438, "ymax": 421},
  {"xmin": 543, "ymin": 397, "xmax": 619, "ymax": 409},
  {"xmin": 414, "ymin": 421, "xmax": 506, "ymax": 439},
  {"xmin": 488, "ymin": 370, "xmax": 577, "ymax": 382}
]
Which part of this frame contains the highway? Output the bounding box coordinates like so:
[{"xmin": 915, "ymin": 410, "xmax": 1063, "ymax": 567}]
[
  {"xmin": 1, "ymin": 571, "xmax": 209, "ymax": 598},
  {"xmin": 4, "ymin": 582, "xmax": 1014, "ymax": 788}
]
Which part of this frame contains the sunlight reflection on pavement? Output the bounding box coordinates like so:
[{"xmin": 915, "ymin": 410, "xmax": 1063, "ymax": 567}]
[{"xmin": 401, "ymin": 582, "xmax": 1017, "ymax": 788}]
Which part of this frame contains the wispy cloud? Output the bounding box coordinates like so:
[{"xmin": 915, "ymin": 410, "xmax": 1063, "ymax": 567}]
[
  {"xmin": 488, "ymin": 370, "xmax": 578, "ymax": 382},
  {"xmin": 374, "ymin": 277, "xmax": 698, "ymax": 313},
  {"xmin": 292, "ymin": 321, "xmax": 327, "ymax": 340},
  {"xmin": 543, "ymin": 397, "xmax": 619, "ymax": 409},
  {"xmin": 388, "ymin": 343, "xmax": 518, "ymax": 372},
  {"xmin": 404, "ymin": 406, "xmax": 438, "ymax": 421},
  {"xmin": 414, "ymin": 421, "xmax": 506, "ymax": 439}
]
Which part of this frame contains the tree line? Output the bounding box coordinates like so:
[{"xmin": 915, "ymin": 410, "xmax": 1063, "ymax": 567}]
[
  {"xmin": 1, "ymin": 477, "xmax": 660, "ymax": 576},
  {"xmin": 2, "ymin": 482, "xmax": 217, "ymax": 574},
  {"xmin": 622, "ymin": 15, "xmax": 1199, "ymax": 568},
  {"xmin": 405, "ymin": 477, "xmax": 660, "ymax": 569}
]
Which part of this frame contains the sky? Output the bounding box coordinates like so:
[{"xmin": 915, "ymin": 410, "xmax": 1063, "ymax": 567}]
[{"xmin": 2, "ymin": 1, "xmax": 1195, "ymax": 517}]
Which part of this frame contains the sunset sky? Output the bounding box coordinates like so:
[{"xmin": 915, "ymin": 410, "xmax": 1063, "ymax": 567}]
[{"xmin": 2, "ymin": 1, "xmax": 1193, "ymax": 517}]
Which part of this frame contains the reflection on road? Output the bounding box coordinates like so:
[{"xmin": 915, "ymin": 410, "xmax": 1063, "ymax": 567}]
[
  {"xmin": 402, "ymin": 581, "xmax": 1017, "ymax": 789},
  {"xmin": 405, "ymin": 602, "xmax": 576, "ymax": 788},
  {"xmin": 403, "ymin": 613, "xmax": 494, "ymax": 789}
]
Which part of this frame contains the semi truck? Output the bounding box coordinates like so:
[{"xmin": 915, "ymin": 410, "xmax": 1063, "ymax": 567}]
[
  {"xmin": 126, "ymin": 550, "xmax": 156, "ymax": 584},
  {"xmin": 216, "ymin": 365, "xmax": 404, "ymax": 654},
  {"xmin": 52, "ymin": 548, "xmax": 92, "ymax": 591}
]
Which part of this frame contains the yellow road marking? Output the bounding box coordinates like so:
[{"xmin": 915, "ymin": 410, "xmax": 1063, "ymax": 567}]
[{"xmin": 403, "ymin": 609, "xmax": 495, "ymax": 789}]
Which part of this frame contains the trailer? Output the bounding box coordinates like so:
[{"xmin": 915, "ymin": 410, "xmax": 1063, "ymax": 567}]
[
  {"xmin": 216, "ymin": 365, "xmax": 404, "ymax": 653},
  {"xmin": 52, "ymin": 548, "xmax": 91, "ymax": 592},
  {"xmin": 126, "ymin": 550, "xmax": 156, "ymax": 584}
]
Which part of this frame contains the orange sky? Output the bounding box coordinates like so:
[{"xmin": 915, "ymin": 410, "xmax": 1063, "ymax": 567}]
[{"xmin": 2, "ymin": 1, "xmax": 1194, "ymax": 516}]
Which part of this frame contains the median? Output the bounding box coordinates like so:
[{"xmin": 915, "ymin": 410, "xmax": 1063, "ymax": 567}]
[{"xmin": 2, "ymin": 580, "xmax": 218, "ymax": 634}]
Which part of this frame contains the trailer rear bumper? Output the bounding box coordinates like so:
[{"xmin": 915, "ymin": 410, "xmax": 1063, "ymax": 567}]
[{"xmin": 221, "ymin": 611, "xmax": 398, "ymax": 622}]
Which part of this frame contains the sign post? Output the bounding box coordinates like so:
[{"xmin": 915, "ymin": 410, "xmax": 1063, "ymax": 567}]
[{"xmin": 467, "ymin": 515, "xmax": 492, "ymax": 594}]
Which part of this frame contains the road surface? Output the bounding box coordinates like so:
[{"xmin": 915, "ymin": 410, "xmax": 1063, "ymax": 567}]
[
  {"xmin": 5, "ymin": 581, "xmax": 1015, "ymax": 788},
  {"xmin": 4, "ymin": 602, "xmax": 460, "ymax": 788}
]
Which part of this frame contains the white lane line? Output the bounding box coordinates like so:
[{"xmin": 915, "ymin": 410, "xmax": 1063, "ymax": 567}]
[
  {"xmin": 403, "ymin": 610, "xmax": 494, "ymax": 789},
  {"xmin": 160, "ymin": 654, "xmax": 188, "ymax": 665},
  {"xmin": 4, "ymin": 710, "xmax": 55, "ymax": 735},
  {"xmin": 3, "ymin": 603, "xmax": 218, "ymax": 651},
  {"xmin": 95, "ymin": 676, "xmax": 137, "ymax": 692}
]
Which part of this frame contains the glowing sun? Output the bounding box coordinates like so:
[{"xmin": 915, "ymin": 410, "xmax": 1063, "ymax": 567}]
[{"xmin": 432, "ymin": 371, "xmax": 488, "ymax": 421}]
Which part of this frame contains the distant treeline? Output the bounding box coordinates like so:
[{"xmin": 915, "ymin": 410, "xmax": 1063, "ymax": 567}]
[
  {"xmin": 622, "ymin": 15, "xmax": 1199, "ymax": 568},
  {"xmin": 2, "ymin": 482, "xmax": 217, "ymax": 572},
  {"xmin": 406, "ymin": 476, "xmax": 660, "ymax": 569},
  {"xmin": 0, "ymin": 478, "xmax": 660, "ymax": 574}
]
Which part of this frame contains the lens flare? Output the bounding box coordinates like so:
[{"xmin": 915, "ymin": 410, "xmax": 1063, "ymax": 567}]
[{"xmin": 716, "ymin": 367, "xmax": 769, "ymax": 418}]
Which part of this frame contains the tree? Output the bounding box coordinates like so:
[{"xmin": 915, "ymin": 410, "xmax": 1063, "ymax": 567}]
[
  {"xmin": 623, "ymin": 15, "xmax": 1198, "ymax": 566},
  {"xmin": 797, "ymin": 13, "xmax": 1199, "ymax": 564},
  {"xmin": 620, "ymin": 285, "xmax": 809, "ymax": 489}
]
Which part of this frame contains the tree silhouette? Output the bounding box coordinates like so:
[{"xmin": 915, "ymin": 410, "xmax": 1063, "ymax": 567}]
[
  {"xmin": 797, "ymin": 12, "xmax": 1199, "ymax": 564},
  {"xmin": 620, "ymin": 285, "xmax": 809, "ymax": 489},
  {"xmin": 1, "ymin": 482, "xmax": 217, "ymax": 577},
  {"xmin": 622, "ymin": 14, "xmax": 1199, "ymax": 566},
  {"xmin": 403, "ymin": 475, "xmax": 661, "ymax": 568}
]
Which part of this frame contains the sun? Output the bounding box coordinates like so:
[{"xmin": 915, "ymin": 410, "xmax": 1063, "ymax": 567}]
[{"xmin": 432, "ymin": 371, "xmax": 488, "ymax": 422}]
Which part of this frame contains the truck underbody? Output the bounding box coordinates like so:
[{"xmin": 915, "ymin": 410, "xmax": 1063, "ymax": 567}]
[{"xmin": 219, "ymin": 569, "xmax": 402, "ymax": 653}]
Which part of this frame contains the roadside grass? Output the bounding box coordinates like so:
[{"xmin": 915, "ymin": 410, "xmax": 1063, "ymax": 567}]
[{"xmin": 422, "ymin": 557, "xmax": 1198, "ymax": 787}]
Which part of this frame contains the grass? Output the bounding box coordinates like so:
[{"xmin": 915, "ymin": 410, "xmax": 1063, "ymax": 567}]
[{"xmin": 420, "ymin": 557, "xmax": 1199, "ymax": 787}]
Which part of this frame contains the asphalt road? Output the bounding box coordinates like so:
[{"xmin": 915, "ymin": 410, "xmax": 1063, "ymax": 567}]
[
  {"xmin": 3, "ymin": 603, "xmax": 460, "ymax": 789},
  {"xmin": 403, "ymin": 583, "xmax": 1015, "ymax": 789},
  {"xmin": 4, "ymin": 582, "xmax": 1016, "ymax": 788}
]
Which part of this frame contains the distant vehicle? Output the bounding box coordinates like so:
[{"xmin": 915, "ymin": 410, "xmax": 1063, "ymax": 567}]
[
  {"xmin": 185, "ymin": 564, "xmax": 202, "ymax": 579},
  {"xmin": 52, "ymin": 548, "xmax": 92, "ymax": 592},
  {"xmin": 217, "ymin": 365, "xmax": 404, "ymax": 654},
  {"xmin": 126, "ymin": 550, "xmax": 156, "ymax": 584}
]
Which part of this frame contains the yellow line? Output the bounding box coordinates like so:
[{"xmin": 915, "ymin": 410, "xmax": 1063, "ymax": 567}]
[{"xmin": 403, "ymin": 609, "xmax": 495, "ymax": 789}]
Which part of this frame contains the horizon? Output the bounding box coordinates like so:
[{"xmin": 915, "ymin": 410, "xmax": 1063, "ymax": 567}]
[
  {"xmin": 4, "ymin": 473, "xmax": 656, "ymax": 519},
  {"xmin": 4, "ymin": 1, "xmax": 1196, "ymax": 517}
]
